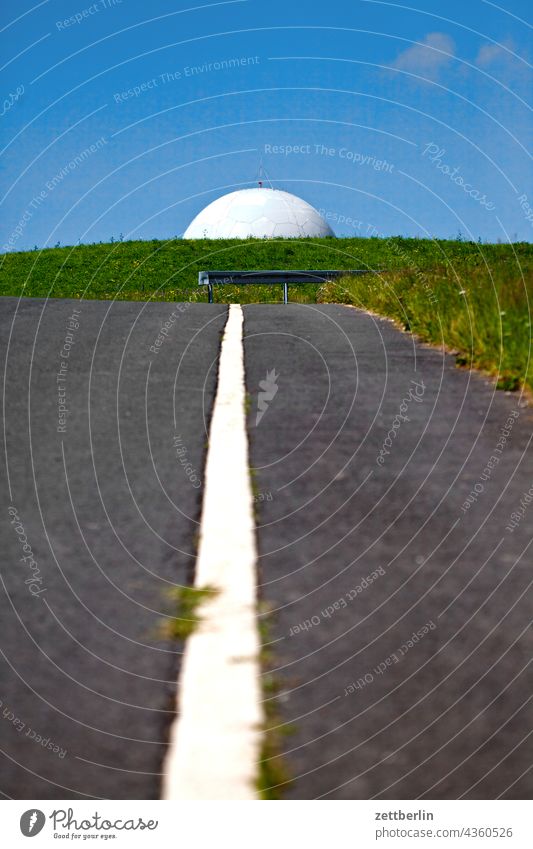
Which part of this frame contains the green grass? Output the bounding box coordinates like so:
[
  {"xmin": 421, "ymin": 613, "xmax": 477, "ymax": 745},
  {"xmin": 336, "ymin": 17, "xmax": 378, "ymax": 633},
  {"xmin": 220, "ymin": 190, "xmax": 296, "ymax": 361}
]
[
  {"xmin": 160, "ymin": 584, "xmax": 219, "ymax": 641},
  {"xmin": 320, "ymin": 251, "xmax": 533, "ymax": 392},
  {"xmin": 1, "ymin": 235, "xmax": 532, "ymax": 390},
  {"xmin": 256, "ymin": 607, "xmax": 294, "ymax": 800}
]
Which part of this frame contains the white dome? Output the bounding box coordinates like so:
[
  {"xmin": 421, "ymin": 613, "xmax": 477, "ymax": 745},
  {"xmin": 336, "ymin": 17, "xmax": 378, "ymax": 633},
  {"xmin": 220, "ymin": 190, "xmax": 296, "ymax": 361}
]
[{"xmin": 183, "ymin": 188, "xmax": 335, "ymax": 239}]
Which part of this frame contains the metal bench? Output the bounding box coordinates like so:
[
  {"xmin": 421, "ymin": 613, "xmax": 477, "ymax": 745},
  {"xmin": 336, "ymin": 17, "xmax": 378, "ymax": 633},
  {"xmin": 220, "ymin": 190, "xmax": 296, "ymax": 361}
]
[{"xmin": 198, "ymin": 269, "xmax": 374, "ymax": 304}]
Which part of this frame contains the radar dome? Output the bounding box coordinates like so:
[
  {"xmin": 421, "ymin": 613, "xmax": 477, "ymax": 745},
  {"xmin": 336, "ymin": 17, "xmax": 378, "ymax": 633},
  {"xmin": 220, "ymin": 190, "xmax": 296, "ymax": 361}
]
[{"xmin": 183, "ymin": 188, "xmax": 335, "ymax": 239}]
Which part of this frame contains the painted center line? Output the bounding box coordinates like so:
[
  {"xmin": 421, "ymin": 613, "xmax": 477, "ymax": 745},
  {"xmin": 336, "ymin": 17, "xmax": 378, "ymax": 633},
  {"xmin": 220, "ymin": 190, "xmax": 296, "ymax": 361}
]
[{"xmin": 162, "ymin": 304, "xmax": 263, "ymax": 800}]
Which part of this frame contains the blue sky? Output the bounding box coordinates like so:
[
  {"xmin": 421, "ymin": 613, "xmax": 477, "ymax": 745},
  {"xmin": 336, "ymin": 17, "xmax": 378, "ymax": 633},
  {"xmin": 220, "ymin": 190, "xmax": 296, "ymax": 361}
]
[{"xmin": 1, "ymin": 0, "xmax": 531, "ymax": 250}]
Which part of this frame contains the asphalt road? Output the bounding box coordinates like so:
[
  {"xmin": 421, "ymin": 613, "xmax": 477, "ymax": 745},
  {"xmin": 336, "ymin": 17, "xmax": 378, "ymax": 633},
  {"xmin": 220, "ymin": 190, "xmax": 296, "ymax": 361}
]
[
  {"xmin": 244, "ymin": 303, "xmax": 533, "ymax": 800},
  {"xmin": 0, "ymin": 297, "xmax": 227, "ymax": 799},
  {"xmin": 1, "ymin": 297, "xmax": 532, "ymax": 801}
]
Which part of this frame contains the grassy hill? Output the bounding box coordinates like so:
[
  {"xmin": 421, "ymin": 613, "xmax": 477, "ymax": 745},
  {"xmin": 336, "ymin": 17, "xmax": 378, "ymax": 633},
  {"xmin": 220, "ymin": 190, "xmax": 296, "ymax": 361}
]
[{"xmin": 1, "ymin": 236, "xmax": 532, "ymax": 391}]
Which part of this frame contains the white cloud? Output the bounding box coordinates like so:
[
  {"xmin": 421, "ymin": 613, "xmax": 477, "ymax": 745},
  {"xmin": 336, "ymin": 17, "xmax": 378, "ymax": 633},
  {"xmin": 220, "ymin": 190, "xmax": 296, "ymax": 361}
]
[
  {"xmin": 392, "ymin": 32, "xmax": 455, "ymax": 79},
  {"xmin": 475, "ymin": 38, "xmax": 516, "ymax": 67}
]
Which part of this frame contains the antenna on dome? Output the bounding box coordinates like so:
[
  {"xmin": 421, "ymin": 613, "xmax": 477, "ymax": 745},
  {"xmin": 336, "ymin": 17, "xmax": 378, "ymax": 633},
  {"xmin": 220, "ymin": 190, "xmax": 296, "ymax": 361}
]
[{"xmin": 257, "ymin": 156, "xmax": 274, "ymax": 189}]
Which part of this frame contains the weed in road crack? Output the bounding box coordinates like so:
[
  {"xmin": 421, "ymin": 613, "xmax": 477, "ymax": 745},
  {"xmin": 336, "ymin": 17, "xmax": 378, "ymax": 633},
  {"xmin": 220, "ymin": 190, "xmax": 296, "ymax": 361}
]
[
  {"xmin": 160, "ymin": 584, "xmax": 219, "ymax": 641},
  {"xmin": 256, "ymin": 604, "xmax": 295, "ymax": 800}
]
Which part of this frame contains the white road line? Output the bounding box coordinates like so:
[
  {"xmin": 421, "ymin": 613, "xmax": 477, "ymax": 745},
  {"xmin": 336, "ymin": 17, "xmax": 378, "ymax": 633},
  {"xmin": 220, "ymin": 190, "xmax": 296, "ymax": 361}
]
[{"xmin": 162, "ymin": 304, "xmax": 263, "ymax": 800}]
